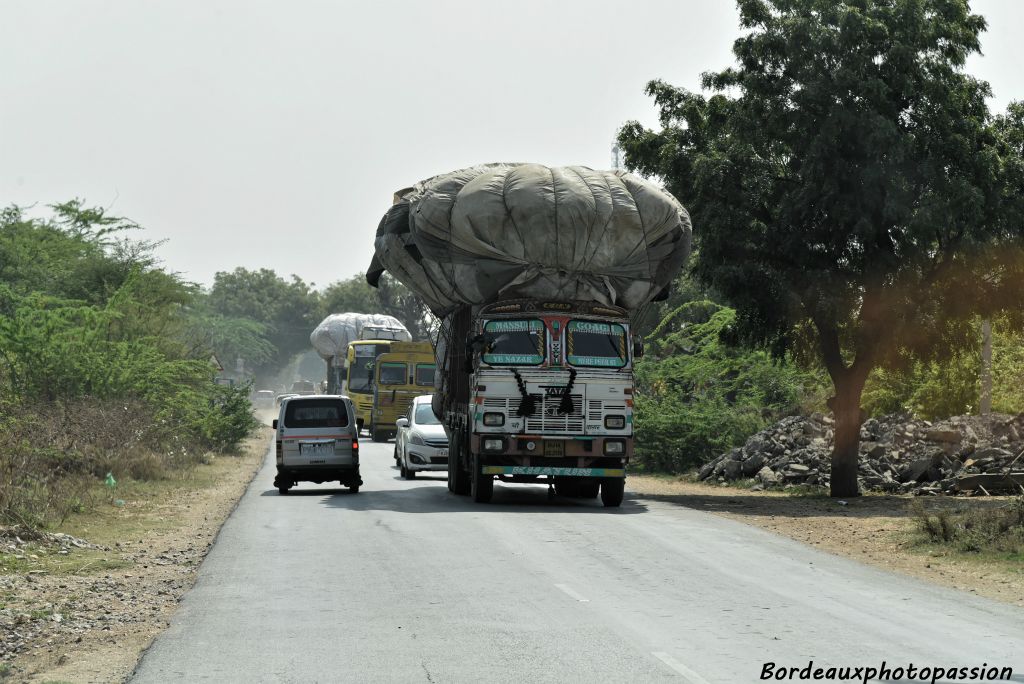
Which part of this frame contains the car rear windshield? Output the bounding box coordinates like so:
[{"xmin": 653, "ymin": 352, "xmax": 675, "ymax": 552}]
[{"xmin": 284, "ymin": 399, "xmax": 349, "ymax": 428}]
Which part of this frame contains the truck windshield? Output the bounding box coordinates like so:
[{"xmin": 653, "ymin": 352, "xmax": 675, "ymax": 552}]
[
  {"xmin": 348, "ymin": 343, "xmax": 385, "ymax": 393},
  {"xmin": 379, "ymin": 362, "xmax": 407, "ymax": 385},
  {"xmin": 482, "ymin": 319, "xmax": 545, "ymax": 366},
  {"xmin": 415, "ymin": 363, "xmax": 436, "ymax": 386},
  {"xmin": 566, "ymin": 320, "xmax": 628, "ymax": 368}
]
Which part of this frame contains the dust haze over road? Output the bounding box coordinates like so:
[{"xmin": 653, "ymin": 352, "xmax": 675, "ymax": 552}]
[{"xmin": 132, "ymin": 439, "xmax": 1024, "ymax": 683}]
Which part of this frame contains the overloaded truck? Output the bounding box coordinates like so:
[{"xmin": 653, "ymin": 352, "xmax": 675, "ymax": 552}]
[
  {"xmin": 309, "ymin": 313, "xmax": 411, "ymax": 435},
  {"xmin": 368, "ymin": 163, "xmax": 691, "ymax": 507}
]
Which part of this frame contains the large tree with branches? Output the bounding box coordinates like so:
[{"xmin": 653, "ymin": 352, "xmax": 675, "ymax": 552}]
[{"xmin": 619, "ymin": 0, "xmax": 1024, "ymax": 496}]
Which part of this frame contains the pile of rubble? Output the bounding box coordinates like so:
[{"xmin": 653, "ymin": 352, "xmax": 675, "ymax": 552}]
[{"xmin": 698, "ymin": 413, "xmax": 1024, "ymax": 495}]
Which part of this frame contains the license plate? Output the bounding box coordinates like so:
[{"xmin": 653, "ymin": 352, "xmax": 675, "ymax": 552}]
[
  {"xmin": 437, "ymin": 449, "xmax": 448, "ymax": 458},
  {"xmin": 543, "ymin": 440, "xmax": 565, "ymax": 456},
  {"xmin": 300, "ymin": 442, "xmax": 334, "ymax": 457}
]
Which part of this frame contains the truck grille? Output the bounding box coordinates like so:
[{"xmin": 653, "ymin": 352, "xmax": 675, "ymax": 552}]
[
  {"xmin": 588, "ymin": 401, "xmax": 626, "ymax": 422},
  {"xmin": 525, "ymin": 394, "xmax": 584, "ymax": 433}
]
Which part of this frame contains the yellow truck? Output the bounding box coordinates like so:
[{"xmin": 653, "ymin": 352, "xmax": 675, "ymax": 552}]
[{"xmin": 346, "ymin": 340, "xmax": 435, "ymax": 441}]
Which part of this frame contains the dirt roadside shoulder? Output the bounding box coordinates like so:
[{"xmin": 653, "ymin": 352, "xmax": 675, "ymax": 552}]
[
  {"xmin": 1, "ymin": 428, "xmax": 270, "ymax": 683},
  {"xmin": 629, "ymin": 475, "xmax": 1024, "ymax": 608}
]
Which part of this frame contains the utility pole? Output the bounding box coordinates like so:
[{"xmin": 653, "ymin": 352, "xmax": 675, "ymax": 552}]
[
  {"xmin": 611, "ymin": 143, "xmax": 623, "ymax": 171},
  {"xmin": 980, "ymin": 319, "xmax": 992, "ymax": 415}
]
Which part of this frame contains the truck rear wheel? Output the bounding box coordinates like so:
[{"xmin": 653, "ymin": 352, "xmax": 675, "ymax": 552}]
[
  {"xmin": 471, "ymin": 454, "xmax": 493, "ymax": 503},
  {"xmin": 371, "ymin": 426, "xmax": 388, "ymax": 442},
  {"xmin": 600, "ymin": 478, "xmax": 624, "ymax": 508}
]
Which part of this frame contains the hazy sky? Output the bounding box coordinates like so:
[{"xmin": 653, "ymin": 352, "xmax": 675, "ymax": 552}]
[{"xmin": 2, "ymin": 1, "xmax": 1021, "ymax": 290}]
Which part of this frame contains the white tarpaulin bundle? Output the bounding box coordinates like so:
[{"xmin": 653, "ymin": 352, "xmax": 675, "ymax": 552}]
[
  {"xmin": 366, "ymin": 163, "xmax": 691, "ymax": 316},
  {"xmin": 309, "ymin": 313, "xmax": 411, "ymax": 361}
]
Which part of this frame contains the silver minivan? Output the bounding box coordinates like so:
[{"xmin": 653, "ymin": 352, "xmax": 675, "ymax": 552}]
[{"xmin": 272, "ymin": 395, "xmax": 361, "ymax": 494}]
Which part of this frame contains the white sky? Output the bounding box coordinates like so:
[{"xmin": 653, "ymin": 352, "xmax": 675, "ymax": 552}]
[{"xmin": 2, "ymin": 0, "xmax": 1021, "ymax": 290}]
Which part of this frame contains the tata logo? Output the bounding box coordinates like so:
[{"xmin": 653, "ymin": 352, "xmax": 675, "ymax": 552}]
[{"xmin": 541, "ymin": 386, "xmax": 567, "ymax": 396}]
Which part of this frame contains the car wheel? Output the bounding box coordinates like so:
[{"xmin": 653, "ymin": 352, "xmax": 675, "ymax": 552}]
[
  {"xmin": 348, "ymin": 483, "xmax": 360, "ymax": 493},
  {"xmin": 278, "ymin": 486, "xmax": 289, "ymax": 495},
  {"xmin": 393, "ymin": 444, "xmax": 399, "ymax": 462}
]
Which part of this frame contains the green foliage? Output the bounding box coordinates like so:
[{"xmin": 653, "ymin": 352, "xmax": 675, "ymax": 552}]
[
  {"xmin": 619, "ymin": 0, "xmax": 1024, "ymax": 494},
  {"xmin": 206, "ymin": 267, "xmax": 320, "ymax": 378},
  {"xmin": 319, "ymin": 273, "xmax": 380, "ymax": 316},
  {"xmin": 861, "ymin": 318, "xmax": 1024, "ymax": 420},
  {"xmin": 0, "ymin": 203, "xmax": 258, "ymax": 527},
  {"xmin": 633, "ymin": 302, "xmax": 823, "ymax": 472}
]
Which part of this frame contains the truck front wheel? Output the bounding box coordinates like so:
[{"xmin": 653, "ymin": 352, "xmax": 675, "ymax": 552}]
[
  {"xmin": 448, "ymin": 430, "xmax": 471, "ymax": 495},
  {"xmin": 600, "ymin": 478, "xmax": 624, "ymax": 508},
  {"xmin": 471, "ymin": 453, "xmax": 493, "ymax": 503}
]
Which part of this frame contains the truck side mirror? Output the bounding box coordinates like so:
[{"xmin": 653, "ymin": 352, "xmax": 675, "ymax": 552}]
[
  {"xmin": 272, "ymin": 419, "xmax": 278, "ymax": 429},
  {"xmin": 464, "ymin": 333, "xmax": 485, "ymax": 373},
  {"xmin": 633, "ymin": 339, "xmax": 645, "ymax": 359}
]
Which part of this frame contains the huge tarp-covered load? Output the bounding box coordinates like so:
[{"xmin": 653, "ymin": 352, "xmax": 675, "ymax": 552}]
[
  {"xmin": 366, "ymin": 163, "xmax": 692, "ymax": 316},
  {"xmin": 310, "ymin": 313, "xmax": 411, "ymax": 362},
  {"xmin": 366, "ymin": 163, "xmax": 692, "ymax": 419}
]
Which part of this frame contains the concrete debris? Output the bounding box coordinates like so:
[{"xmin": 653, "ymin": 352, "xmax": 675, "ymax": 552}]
[{"xmin": 698, "ymin": 413, "xmax": 1024, "ymax": 495}]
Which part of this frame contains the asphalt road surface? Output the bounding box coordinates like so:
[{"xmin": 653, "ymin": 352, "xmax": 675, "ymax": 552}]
[{"xmin": 132, "ymin": 439, "xmax": 1024, "ymax": 683}]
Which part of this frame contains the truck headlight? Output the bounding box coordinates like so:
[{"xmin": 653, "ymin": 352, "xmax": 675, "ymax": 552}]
[
  {"xmin": 483, "ymin": 438, "xmax": 504, "ymax": 453},
  {"xmin": 483, "ymin": 412, "xmax": 505, "ymax": 427},
  {"xmin": 604, "ymin": 415, "xmax": 625, "ymax": 429},
  {"xmin": 604, "ymin": 439, "xmax": 625, "ymax": 455}
]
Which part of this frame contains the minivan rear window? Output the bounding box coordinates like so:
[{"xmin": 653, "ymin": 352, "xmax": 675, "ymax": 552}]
[{"xmin": 284, "ymin": 399, "xmax": 349, "ymax": 428}]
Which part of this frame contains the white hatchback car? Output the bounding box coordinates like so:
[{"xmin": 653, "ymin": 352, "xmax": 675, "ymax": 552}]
[{"xmin": 395, "ymin": 395, "xmax": 449, "ymax": 479}]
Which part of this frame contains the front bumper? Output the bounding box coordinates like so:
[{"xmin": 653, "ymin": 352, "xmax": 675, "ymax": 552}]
[{"xmin": 406, "ymin": 443, "xmax": 449, "ymax": 471}]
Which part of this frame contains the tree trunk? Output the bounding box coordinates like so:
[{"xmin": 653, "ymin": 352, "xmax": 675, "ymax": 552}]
[{"xmin": 829, "ymin": 374, "xmax": 867, "ymax": 498}]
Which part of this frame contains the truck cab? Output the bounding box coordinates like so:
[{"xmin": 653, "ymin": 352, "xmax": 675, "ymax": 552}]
[
  {"xmin": 444, "ymin": 300, "xmax": 636, "ymax": 507},
  {"xmin": 369, "ymin": 341, "xmax": 435, "ymax": 442}
]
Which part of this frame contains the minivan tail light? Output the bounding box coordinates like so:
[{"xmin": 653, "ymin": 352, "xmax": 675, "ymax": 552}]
[{"xmin": 276, "ymin": 440, "xmax": 283, "ymax": 464}]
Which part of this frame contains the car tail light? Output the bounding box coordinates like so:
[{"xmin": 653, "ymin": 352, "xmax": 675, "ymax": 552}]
[{"xmin": 276, "ymin": 440, "xmax": 283, "ymax": 464}]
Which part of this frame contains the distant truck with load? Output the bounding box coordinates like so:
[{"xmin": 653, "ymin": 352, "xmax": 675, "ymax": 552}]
[
  {"xmin": 368, "ymin": 163, "xmax": 691, "ymax": 506},
  {"xmin": 309, "ymin": 312, "xmax": 416, "ymax": 437}
]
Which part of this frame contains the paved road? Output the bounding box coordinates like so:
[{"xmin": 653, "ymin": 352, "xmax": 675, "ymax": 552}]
[{"xmin": 132, "ymin": 439, "xmax": 1024, "ymax": 683}]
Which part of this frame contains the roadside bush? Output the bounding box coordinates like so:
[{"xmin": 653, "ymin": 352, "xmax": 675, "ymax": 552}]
[
  {"xmin": 0, "ymin": 202, "xmax": 259, "ymax": 528},
  {"xmin": 633, "ymin": 302, "xmax": 824, "ymax": 472},
  {"xmin": 914, "ymin": 498, "xmax": 1024, "ymax": 557}
]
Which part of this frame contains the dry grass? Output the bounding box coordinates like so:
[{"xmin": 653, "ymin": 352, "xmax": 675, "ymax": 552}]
[{"xmin": 0, "ymin": 399, "xmax": 208, "ymax": 528}]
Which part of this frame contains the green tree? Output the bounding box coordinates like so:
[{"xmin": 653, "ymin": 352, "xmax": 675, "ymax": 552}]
[
  {"xmin": 207, "ymin": 268, "xmax": 320, "ymax": 378},
  {"xmin": 319, "ymin": 273, "xmax": 379, "ymax": 317},
  {"xmin": 619, "ymin": 0, "xmax": 1024, "ymax": 496}
]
